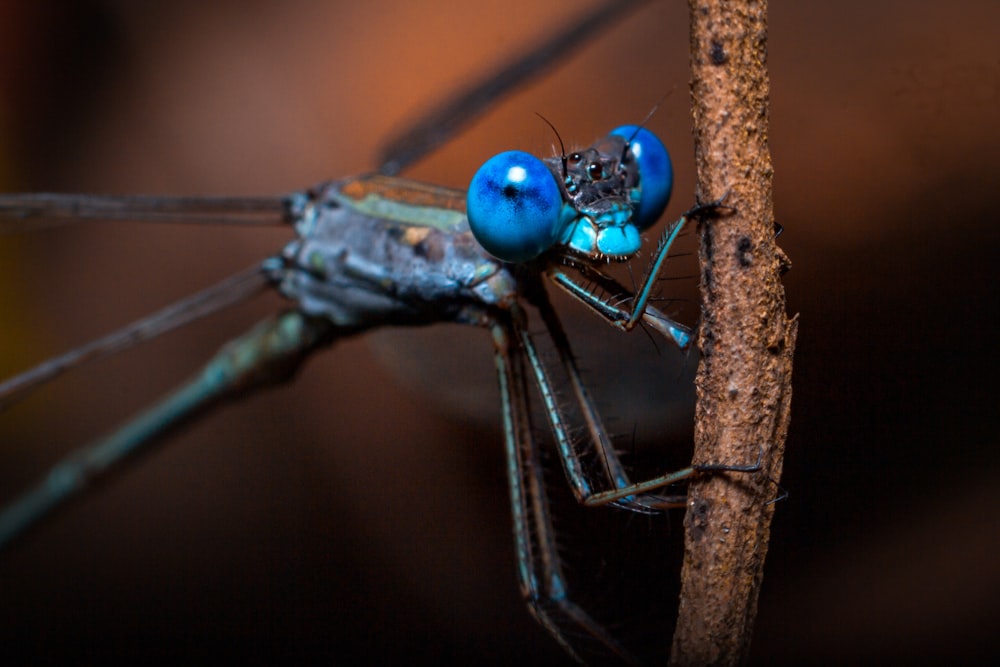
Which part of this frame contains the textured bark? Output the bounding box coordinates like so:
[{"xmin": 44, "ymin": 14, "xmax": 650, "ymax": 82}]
[{"xmin": 670, "ymin": 1, "xmax": 798, "ymax": 665}]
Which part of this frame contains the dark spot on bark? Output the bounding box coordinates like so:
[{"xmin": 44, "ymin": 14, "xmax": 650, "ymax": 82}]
[
  {"xmin": 710, "ymin": 39, "xmax": 727, "ymax": 65},
  {"xmin": 701, "ymin": 328, "xmax": 715, "ymax": 358},
  {"xmin": 686, "ymin": 496, "xmax": 712, "ymax": 542},
  {"xmin": 737, "ymin": 236, "xmax": 753, "ymax": 267},
  {"xmin": 702, "ymin": 223, "xmax": 716, "ymax": 290},
  {"xmin": 703, "ymin": 224, "xmax": 715, "ymax": 262}
]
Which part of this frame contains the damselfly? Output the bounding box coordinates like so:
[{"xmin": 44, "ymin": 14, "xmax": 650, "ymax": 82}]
[{"xmin": 0, "ymin": 0, "xmax": 724, "ymax": 662}]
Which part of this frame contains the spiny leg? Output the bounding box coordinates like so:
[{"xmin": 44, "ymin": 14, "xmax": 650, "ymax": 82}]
[
  {"xmin": 552, "ymin": 256, "xmax": 765, "ymax": 510},
  {"xmin": 617, "ymin": 199, "xmax": 732, "ymax": 331},
  {"xmin": 583, "ymin": 449, "xmax": 765, "ymax": 508},
  {"xmin": 540, "ymin": 206, "xmax": 761, "ymax": 508},
  {"xmin": 0, "ymin": 311, "xmax": 336, "ymax": 549},
  {"xmin": 490, "ymin": 316, "xmax": 638, "ymax": 665},
  {"xmin": 546, "ymin": 260, "xmax": 693, "ymax": 350},
  {"xmin": 550, "ymin": 198, "xmax": 730, "ymax": 339},
  {"xmin": 537, "ymin": 277, "xmax": 760, "ymax": 510},
  {"xmin": 547, "ymin": 211, "xmax": 692, "ymax": 337},
  {"xmin": 510, "ymin": 279, "xmax": 689, "ymax": 512},
  {"xmin": 518, "ymin": 280, "xmax": 665, "ymax": 509}
]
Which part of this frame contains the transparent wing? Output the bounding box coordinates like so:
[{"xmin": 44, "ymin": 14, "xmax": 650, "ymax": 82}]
[
  {"xmin": 377, "ymin": 0, "xmax": 649, "ymax": 175},
  {"xmin": 0, "ymin": 265, "xmax": 272, "ymax": 411},
  {"xmin": 0, "ymin": 193, "xmax": 289, "ymax": 232}
]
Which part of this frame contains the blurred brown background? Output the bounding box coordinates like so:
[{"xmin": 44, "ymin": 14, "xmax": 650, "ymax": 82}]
[{"xmin": 0, "ymin": 0, "xmax": 997, "ymax": 664}]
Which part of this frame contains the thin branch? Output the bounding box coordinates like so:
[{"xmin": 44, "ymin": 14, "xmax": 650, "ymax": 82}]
[{"xmin": 671, "ymin": 2, "xmax": 798, "ymax": 665}]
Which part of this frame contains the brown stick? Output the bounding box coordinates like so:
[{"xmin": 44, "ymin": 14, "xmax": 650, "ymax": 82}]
[{"xmin": 670, "ymin": 2, "xmax": 798, "ymax": 665}]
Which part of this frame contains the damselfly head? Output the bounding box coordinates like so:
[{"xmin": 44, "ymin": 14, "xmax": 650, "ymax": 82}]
[{"xmin": 466, "ymin": 126, "xmax": 673, "ymax": 263}]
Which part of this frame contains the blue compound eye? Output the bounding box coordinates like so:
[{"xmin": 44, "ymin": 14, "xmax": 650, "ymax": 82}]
[
  {"xmin": 467, "ymin": 150, "xmax": 563, "ymax": 262},
  {"xmin": 611, "ymin": 125, "xmax": 673, "ymax": 230}
]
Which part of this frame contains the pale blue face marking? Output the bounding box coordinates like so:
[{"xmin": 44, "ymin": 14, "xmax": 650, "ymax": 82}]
[{"xmin": 467, "ymin": 127, "xmax": 673, "ymax": 262}]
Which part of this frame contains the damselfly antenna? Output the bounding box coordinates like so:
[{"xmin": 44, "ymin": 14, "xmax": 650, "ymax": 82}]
[{"xmin": 534, "ymin": 112, "xmax": 568, "ymax": 179}]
